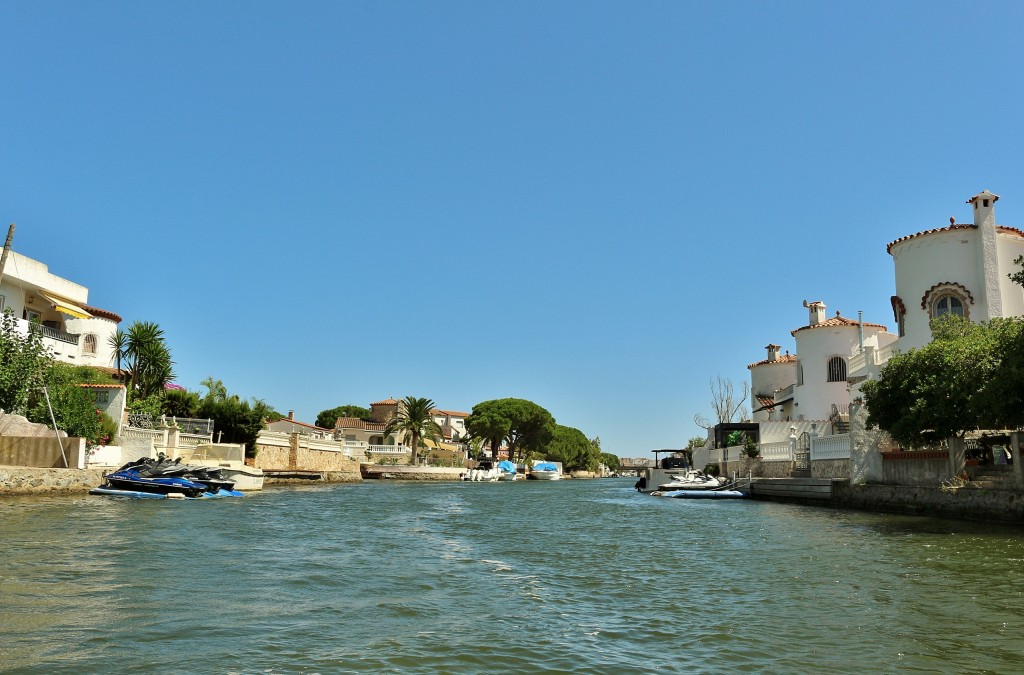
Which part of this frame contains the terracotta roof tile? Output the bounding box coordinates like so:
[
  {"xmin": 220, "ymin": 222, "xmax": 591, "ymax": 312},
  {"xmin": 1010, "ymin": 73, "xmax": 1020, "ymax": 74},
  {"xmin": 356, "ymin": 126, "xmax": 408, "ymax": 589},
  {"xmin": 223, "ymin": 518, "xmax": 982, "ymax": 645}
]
[
  {"xmin": 886, "ymin": 223, "xmax": 976, "ymax": 254},
  {"xmin": 371, "ymin": 398, "xmax": 399, "ymax": 406},
  {"xmin": 81, "ymin": 305, "xmax": 122, "ymax": 323},
  {"xmin": 432, "ymin": 409, "xmax": 469, "ymax": 417},
  {"xmin": 747, "ymin": 353, "xmax": 797, "ymax": 369},
  {"xmin": 77, "ymin": 383, "xmax": 125, "ymax": 389},
  {"xmin": 792, "ymin": 313, "xmax": 888, "ymax": 336},
  {"xmin": 271, "ymin": 417, "xmax": 331, "ymax": 431}
]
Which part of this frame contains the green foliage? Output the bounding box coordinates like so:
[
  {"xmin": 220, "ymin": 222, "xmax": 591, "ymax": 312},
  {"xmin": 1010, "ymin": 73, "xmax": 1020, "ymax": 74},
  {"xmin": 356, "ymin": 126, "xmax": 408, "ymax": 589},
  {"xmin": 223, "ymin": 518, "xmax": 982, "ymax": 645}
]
[
  {"xmin": 0, "ymin": 309, "xmax": 53, "ymax": 414},
  {"xmin": 27, "ymin": 372, "xmax": 101, "ymax": 444},
  {"xmin": 1009, "ymin": 255, "xmax": 1024, "ymax": 289},
  {"xmin": 198, "ymin": 393, "xmax": 277, "ymax": 458},
  {"xmin": 704, "ymin": 463, "xmax": 721, "ymax": 477},
  {"xmin": 742, "ymin": 433, "xmax": 759, "ymax": 458},
  {"xmin": 465, "ymin": 398, "xmax": 555, "ymax": 462},
  {"xmin": 545, "ymin": 424, "xmax": 597, "ymax": 472},
  {"xmin": 162, "ymin": 388, "xmax": 201, "ymax": 417},
  {"xmin": 863, "ymin": 315, "xmax": 1002, "ymax": 448},
  {"xmin": 725, "ymin": 430, "xmax": 745, "ymax": 446},
  {"xmin": 599, "ymin": 452, "xmax": 620, "ymax": 470},
  {"xmin": 113, "ymin": 321, "xmax": 175, "ymax": 401},
  {"xmin": 316, "ymin": 404, "xmax": 371, "ymax": 429},
  {"xmin": 127, "ymin": 395, "xmax": 164, "ymax": 417},
  {"xmin": 384, "ymin": 396, "xmax": 444, "ymax": 465}
]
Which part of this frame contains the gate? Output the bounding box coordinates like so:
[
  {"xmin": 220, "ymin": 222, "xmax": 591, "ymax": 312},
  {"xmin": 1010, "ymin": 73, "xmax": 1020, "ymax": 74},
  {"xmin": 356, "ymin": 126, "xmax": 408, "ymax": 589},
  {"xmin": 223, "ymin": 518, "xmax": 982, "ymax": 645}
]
[{"xmin": 794, "ymin": 431, "xmax": 811, "ymax": 475}]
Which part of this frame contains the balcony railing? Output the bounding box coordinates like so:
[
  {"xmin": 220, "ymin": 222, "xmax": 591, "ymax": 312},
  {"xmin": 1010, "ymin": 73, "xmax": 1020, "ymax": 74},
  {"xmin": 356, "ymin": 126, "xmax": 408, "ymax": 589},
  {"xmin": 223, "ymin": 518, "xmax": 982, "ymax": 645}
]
[
  {"xmin": 30, "ymin": 322, "xmax": 80, "ymax": 345},
  {"xmin": 367, "ymin": 444, "xmax": 411, "ymax": 455}
]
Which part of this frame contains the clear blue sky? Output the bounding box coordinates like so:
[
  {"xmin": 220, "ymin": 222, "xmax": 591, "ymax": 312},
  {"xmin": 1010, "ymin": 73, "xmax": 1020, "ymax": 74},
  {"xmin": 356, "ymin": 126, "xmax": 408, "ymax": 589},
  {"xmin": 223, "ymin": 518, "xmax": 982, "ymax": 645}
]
[{"xmin": 4, "ymin": 1, "xmax": 1024, "ymax": 459}]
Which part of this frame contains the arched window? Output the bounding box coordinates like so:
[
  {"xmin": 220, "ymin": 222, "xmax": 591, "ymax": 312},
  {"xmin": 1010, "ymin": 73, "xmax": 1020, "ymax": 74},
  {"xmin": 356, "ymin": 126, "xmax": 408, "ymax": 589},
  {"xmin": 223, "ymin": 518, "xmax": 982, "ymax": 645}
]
[
  {"xmin": 932, "ymin": 294, "xmax": 964, "ymax": 319},
  {"xmin": 827, "ymin": 356, "xmax": 847, "ymax": 382},
  {"xmin": 83, "ymin": 334, "xmax": 97, "ymax": 355},
  {"xmin": 796, "ymin": 362, "xmax": 804, "ymax": 386}
]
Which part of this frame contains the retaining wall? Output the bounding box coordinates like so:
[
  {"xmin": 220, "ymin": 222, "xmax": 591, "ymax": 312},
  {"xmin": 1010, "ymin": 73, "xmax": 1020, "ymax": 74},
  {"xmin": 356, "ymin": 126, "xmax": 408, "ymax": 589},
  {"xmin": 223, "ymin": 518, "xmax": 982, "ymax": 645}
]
[
  {"xmin": 0, "ymin": 467, "xmax": 105, "ymax": 495},
  {"xmin": 0, "ymin": 437, "xmax": 88, "ymax": 469}
]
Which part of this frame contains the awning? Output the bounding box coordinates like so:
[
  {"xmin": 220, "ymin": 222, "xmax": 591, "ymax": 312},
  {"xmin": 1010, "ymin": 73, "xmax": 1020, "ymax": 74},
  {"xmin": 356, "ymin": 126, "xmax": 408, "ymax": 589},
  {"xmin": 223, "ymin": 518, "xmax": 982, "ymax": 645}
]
[{"xmin": 39, "ymin": 292, "xmax": 92, "ymax": 319}]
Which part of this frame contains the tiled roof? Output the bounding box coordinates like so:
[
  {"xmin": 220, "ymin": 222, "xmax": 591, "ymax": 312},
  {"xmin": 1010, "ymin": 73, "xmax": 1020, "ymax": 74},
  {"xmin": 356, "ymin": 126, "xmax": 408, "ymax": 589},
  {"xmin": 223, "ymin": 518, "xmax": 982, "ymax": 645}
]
[
  {"xmin": 371, "ymin": 398, "xmax": 399, "ymax": 406},
  {"xmin": 747, "ymin": 353, "xmax": 797, "ymax": 369},
  {"xmin": 81, "ymin": 305, "xmax": 122, "ymax": 323},
  {"xmin": 432, "ymin": 409, "xmax": 469, "ymax": 417},
  {"xmin": 77, "ymin": 383, "xmax": 125, "ymax": 389},
  {"xmin": 271, "ymin": 417, "xmax": 331, "ymax": 431},
  {"xmin": 756, "ymin": 395, "xmax": 776, "ymax": 408},
  {"xmin": 997, "ymin": 225, "xmax": 1024, "ymax": 238},
  {"xmin": 792, "ymin": 313, "xmax": 888, "ymax": 335},
  {"xmin": 335, "ymin": 417, "xmax": 366, "ymax": 429},
  {"xmin": 886, "ymin": 223, "xmax": 976, "ymax": 254}
]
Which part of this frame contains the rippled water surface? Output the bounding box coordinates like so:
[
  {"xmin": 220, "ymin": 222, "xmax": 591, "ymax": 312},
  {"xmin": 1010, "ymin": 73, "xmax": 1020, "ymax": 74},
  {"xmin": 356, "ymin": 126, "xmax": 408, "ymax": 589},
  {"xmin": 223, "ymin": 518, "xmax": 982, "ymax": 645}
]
[{"xmin": 2, "ymin": 478, "xmax": 1024, "ymax": 673}]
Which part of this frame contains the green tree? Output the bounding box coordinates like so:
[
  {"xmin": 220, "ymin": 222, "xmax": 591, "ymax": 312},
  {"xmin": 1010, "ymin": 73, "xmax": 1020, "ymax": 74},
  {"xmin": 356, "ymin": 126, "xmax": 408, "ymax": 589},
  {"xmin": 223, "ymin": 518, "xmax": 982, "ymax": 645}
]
[
  {"xmin": 116, "ymin": 321, "xmax": 175, "ymax": 401},
  {"xmin": 599, "ymin": 452, "xmax": 620, "ymax": 471},
  {"xmin": 162, "ymin": 388, "xmax": 201, "ymax": 417},
  {"xmin": 545, "ymin": 424, "xmax": 597, "ymax": 472},
  {"xmin": 198, "ymin": 393, "xmax": 278, "ymax": 458},
  {"xmin": 0, "ymin": 309, "xmax": 53, "ymax": 415},
  {"xmin": 465, "ymin": 398, "xmax": 555, "ymax": 462},
  {"xmin": 316, "ymin": 404, "xmax": 371, "ymax": 429},
  {"xmin": 383, "ymin": 396, "xmax": 443, "ymax": 465},
  {"xmin": 200, "ymin": 376, "xmax": 228, "ymax": 402},
  {"xmin": 863, "ymin": 315, "xmax": 998, "ymax": 448},
  {"xmin": 971, "ymin": 317, "xmax": 1024, "ymax": 429}
]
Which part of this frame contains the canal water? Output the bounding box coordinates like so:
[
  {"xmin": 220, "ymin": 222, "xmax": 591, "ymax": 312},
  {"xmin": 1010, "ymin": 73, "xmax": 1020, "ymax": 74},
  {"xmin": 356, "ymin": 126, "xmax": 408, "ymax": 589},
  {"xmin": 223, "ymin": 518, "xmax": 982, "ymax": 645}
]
[{"xmin": 2, "ymin": 477, "xmax": 1023, "ymax": 673}]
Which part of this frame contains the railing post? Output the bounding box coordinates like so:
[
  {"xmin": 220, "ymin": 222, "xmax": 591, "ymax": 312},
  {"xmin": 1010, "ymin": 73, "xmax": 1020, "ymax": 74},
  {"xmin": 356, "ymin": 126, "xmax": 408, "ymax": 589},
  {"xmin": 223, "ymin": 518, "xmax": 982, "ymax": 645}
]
[{"xmin": 788, "ymin": 426, "xmax": 797, "ymax": 462}]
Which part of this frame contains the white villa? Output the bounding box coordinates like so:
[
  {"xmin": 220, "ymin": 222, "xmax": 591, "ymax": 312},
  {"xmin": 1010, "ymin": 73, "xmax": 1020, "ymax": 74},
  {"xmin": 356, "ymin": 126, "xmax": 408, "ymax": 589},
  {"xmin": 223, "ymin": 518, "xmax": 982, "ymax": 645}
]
[
  {"xmin": 0, "ymin": 250, "xmax": 122, "ymax": 370},
  {"xmin": 849, "ymin": 189, "xmax": 1024, "ymax": 386},
  {"xmin": 749, "ymin": 301, "xmax": 895, "ymax": 423}
]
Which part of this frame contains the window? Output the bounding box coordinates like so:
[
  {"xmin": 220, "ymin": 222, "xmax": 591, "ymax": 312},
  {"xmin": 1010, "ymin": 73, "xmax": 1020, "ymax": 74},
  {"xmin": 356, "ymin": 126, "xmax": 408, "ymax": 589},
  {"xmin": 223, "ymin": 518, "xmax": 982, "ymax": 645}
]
[
  {"xmin": 796, "ymin": 362, "xmax": 804, "ymax": 386},
  {"xmin": 0, "ymin": 295, "xmax": 5, "ymax": 313},
  {"xmin": 94, "ymin": 390, "xmax": 109, "ymax": 404},
  {"xmin": 827, "ymin": 356, "xmax": 847, "ymax": 382},
  {"xmin": 932, "ymin": 295, "xmax": 964, "ymax": 319},
  {"xmin": 84, "ymin": 334, "xmax": 97, "ymax": 355}
]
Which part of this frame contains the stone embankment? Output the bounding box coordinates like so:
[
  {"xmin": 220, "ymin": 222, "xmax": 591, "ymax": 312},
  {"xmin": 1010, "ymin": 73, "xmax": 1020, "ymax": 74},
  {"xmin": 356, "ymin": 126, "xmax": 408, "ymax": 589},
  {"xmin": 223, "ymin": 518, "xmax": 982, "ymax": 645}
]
[
  {"xmin": 360, "ymin": 465, "xmax": 465, "ymax": 480},
  {"xmin": 0, "ymin": 467, "xmax": 106, "ymax": 495}
]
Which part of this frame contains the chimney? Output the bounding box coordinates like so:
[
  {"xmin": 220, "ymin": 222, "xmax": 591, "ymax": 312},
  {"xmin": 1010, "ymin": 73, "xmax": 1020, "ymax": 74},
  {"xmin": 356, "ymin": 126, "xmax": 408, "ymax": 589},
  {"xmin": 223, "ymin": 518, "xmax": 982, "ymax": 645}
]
[
  {"xmin": 287, "ymin": 410, "xmax": 294, "ymax": 420},
  {"xmin": 765, "ymin": 344, "xmax": 781, "ymax": 362},
  {"xmin": 803, "ymin": 300, "xmax": 826, "ymax": 326},
  {"xmin": 968, "ymin": 189, "xmax": 999, "ymax": 228}
]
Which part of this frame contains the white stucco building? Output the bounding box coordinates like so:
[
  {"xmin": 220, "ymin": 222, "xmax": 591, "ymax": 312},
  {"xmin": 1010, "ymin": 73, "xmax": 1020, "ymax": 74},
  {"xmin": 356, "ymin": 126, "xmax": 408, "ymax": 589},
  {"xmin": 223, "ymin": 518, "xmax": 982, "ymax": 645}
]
[
  {"xmin": 849, "ymin": 189, "xmax": 1024, "ymax": 392},
  {"xmin": 887, "ymin": 190, "xmax": 1024, "ymax": 350},
  {"xmin": 750, "ymin": 301, "xmax": 895, "ymax": 423},
  {"xmin": 0, "ymin": 250, "xmax": 122, "ymax": 370}
]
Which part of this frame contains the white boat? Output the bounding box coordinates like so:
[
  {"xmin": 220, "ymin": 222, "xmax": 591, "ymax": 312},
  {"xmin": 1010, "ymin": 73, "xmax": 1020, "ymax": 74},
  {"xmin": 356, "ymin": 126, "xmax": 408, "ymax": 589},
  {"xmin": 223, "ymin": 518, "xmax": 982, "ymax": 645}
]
[
  {"xmin": 497, "ymin": 460, "xmax": 519, "ymax": 481},
  {"xmin": 656, "ymin": 469, "xmax": 725, "ymax": 491},
  {"xmin": 177, "ymin": 443, "xmax": 265, "ymax": 491},
  {"xmin": 528, "ymin": 461, "xmax": 561, "ymax": 480},
  {"xmin": 462, "ymin": 461, "xmax": 500, "ymax": 481}
]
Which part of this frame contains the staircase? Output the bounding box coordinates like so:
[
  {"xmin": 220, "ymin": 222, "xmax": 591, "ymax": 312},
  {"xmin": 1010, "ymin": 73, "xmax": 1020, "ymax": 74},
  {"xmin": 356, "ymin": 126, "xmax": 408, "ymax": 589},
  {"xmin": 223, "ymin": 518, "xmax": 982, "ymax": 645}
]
[{"xmin": 967, "ymin": 465, "xmax": 1018, "ymax": 491}]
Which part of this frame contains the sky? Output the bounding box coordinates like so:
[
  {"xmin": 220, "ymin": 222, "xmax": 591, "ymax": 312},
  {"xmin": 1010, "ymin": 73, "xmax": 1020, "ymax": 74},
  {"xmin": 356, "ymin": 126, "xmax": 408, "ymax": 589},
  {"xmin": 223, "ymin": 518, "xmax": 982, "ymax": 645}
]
[{"xmin": 3, "ymin": 1, "xmax": 1024, "ymax": 460}]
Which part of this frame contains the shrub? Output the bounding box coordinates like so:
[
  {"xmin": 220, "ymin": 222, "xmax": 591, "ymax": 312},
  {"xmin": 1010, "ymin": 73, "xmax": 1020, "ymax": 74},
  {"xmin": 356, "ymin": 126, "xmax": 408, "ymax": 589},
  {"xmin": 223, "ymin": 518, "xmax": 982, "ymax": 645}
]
[{"xmin": 704, "ymin": 463, "xmax": 721, "ymax": 476}]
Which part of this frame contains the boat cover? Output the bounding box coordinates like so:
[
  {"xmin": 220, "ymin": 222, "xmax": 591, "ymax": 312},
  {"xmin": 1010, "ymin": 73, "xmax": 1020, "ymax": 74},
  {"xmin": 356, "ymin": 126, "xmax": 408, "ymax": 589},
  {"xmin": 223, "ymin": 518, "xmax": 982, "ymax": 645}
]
[
  {"xmin": 498, "ymin": 460, "xmax": 517, "ymax": 473},
  {"xmin": 533, "ymin": 462, "xmax": 558, "ymax": 472}
]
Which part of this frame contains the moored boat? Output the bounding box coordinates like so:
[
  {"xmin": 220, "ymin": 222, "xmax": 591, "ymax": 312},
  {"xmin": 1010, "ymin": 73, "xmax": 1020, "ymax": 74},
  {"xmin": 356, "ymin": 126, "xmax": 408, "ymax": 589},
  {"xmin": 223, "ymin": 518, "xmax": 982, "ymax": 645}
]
[
  {"xmin": 177, "ymin": 443, "xmax": 265, "ymax": 491},
  {"xmin": 528, "ymin": 461, "xmax": 561, "ymax": 480},
  {"xmin": 656, "ymin": 469, "xmax": 726, "ymax": 491},
  {"xmin": 497, "ymin": 460, "xmax": 519, "ymax": 481}
]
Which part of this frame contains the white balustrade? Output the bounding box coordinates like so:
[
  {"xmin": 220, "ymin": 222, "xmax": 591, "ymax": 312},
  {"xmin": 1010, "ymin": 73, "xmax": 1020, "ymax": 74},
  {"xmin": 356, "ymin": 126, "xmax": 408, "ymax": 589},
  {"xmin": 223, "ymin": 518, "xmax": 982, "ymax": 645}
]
[
  {"xmin": 759, "ymin": 441, "xmax": 792, "ymax": 461},
  {"xmin": 367, "ymin": 444, "xmax": 411, "ymax": 455},
  {"xmin": 810, "ymin": 434, "xmax": 851, "ymax": 460}
]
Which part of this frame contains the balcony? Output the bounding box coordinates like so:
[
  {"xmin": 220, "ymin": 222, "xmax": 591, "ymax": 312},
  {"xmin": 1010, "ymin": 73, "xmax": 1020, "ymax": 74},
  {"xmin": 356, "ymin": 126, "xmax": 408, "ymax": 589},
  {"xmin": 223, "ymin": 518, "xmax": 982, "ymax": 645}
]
[{"xmin": 29, "ymin": 321, "xmax": 80, "ymax": 345}]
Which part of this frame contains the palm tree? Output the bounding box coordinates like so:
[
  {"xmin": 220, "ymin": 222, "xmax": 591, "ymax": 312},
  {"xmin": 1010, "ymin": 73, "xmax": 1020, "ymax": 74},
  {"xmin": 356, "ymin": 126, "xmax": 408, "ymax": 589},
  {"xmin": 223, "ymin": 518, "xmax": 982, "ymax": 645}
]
[
  {"xmin": 121, "ymin": 321, "xmax": 175, "ymax": 400},
  {"xmin": 384, "ymin": 396, "xmax": 444, "ymax": 466},
  {"xmin": 108, "ymin": 330, "xmax": 129, "ymax": 383}
]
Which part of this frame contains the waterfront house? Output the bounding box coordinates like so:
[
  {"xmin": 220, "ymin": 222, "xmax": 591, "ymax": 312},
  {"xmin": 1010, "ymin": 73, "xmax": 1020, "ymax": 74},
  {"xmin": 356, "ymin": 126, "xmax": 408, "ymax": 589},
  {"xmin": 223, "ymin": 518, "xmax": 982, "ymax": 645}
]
[
  {"xmin": 0, "ymin": 250, "xmax": 122, "ymax": 371},
  {"xmin": 749, "ymin": 301, "xmax": 895, "ymax": 423},
  {"xmin": 849, "ymin": 189, "xmax": 1024, "ymax": 386},
  {"xmin": 266, "ymin": 411, "xmax": 334, "ymax": 439}
]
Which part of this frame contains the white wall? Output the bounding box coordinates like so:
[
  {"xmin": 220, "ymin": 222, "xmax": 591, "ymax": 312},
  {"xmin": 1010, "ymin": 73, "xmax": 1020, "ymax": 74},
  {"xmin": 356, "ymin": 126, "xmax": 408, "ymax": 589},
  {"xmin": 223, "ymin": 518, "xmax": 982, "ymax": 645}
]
[
  {"xmin": 891, "ymin": 229, "xmax": 985, "ymax": 351},
  {"xmin": 749, "ymin": 361, "xmax": 796, "ymax": 422},
  {"xmin": 792, "ymin": 326, "xmax": 861, "ymax": 420}
]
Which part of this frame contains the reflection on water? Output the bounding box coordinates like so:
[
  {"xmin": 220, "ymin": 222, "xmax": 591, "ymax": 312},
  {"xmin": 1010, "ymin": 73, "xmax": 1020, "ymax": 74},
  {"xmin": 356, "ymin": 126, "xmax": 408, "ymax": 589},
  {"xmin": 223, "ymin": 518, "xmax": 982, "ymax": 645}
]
[{"xmin": 1, "ymin": 481, "xmax": 1023, "ymax": 672}]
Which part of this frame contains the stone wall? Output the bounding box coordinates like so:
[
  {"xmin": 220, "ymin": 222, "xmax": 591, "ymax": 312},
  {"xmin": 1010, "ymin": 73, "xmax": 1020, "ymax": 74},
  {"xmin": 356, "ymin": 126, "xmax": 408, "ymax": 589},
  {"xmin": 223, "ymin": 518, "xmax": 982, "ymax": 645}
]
[
  {"xmin": 833, "ymin": 482, "xmax": 1024, "ymax": 525},
  {"xmin": 0, "ymin": 436, "xmax": 87, "ymax": 469},
  {"xmin": 254, "ymin": 434, "xmax": 362, "ymax": 473},
  {"xmin": 360, "ymin": 465, "xmax": 464, "ymax": 481},
  {"xmin": 0, "ymin": 467, "xmax": 105, "ymax": 494},
  {"xmin": 811, "ymin": 459, "xmax": 850, "ymax": 479}
]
